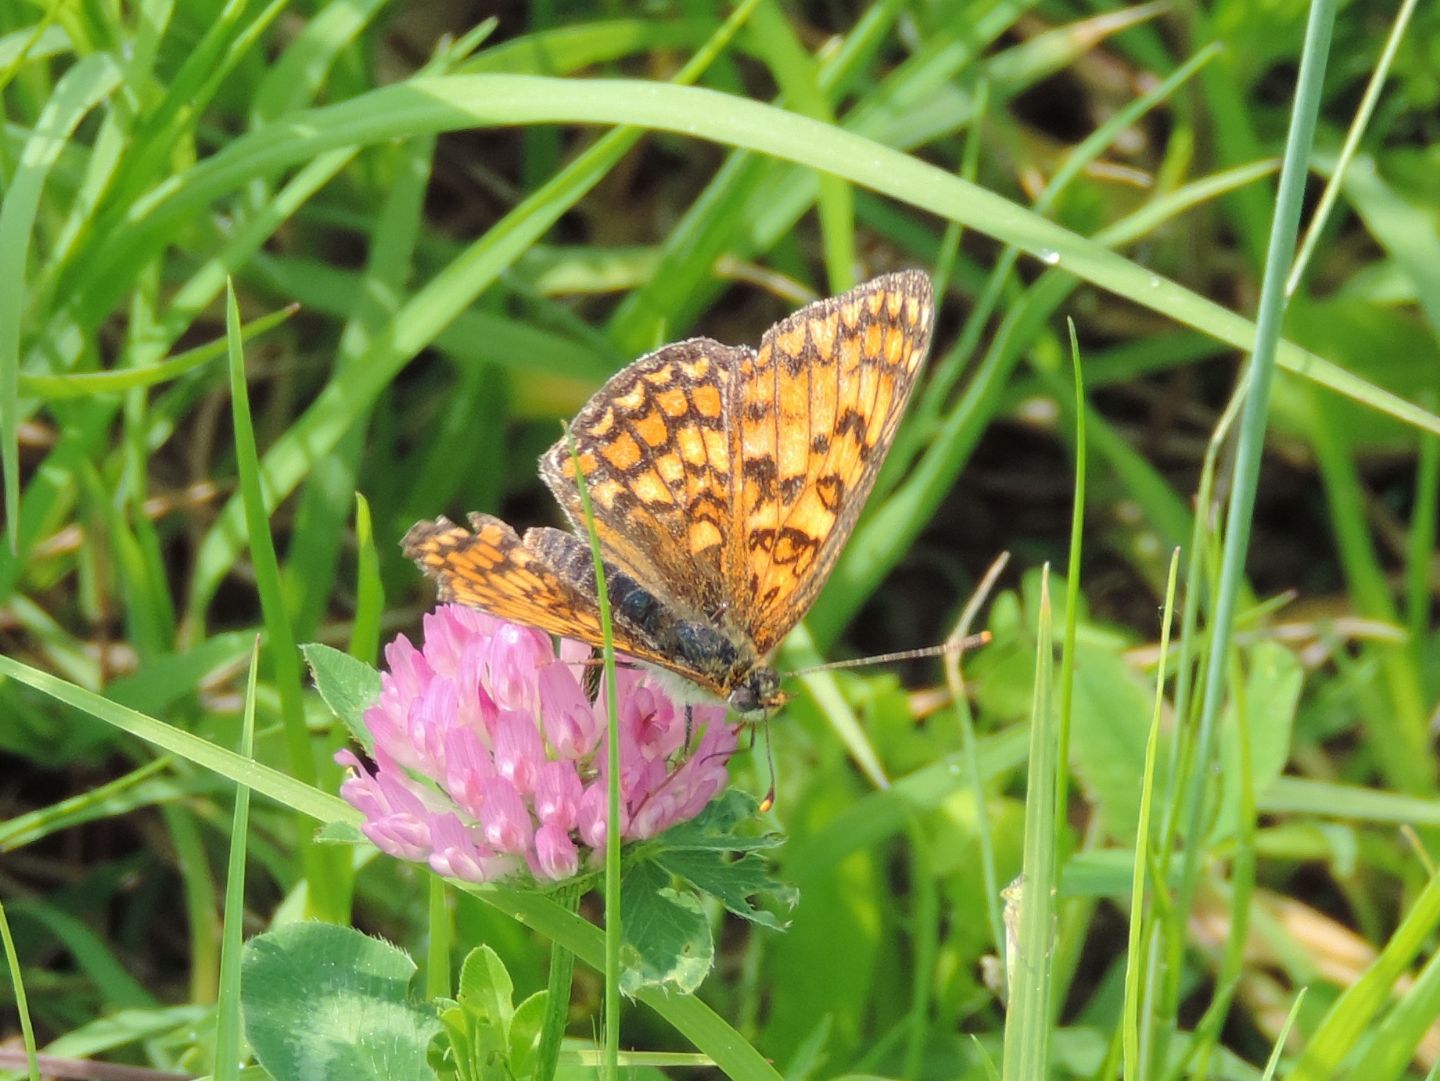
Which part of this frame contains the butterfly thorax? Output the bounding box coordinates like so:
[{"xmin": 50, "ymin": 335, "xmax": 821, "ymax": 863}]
[{"xmin": 607, "ymin": 568, "xmax": 779, "ymax": 711}]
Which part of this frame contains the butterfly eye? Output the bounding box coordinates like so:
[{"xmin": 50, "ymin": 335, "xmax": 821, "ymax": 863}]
[
  {"xmin": 727, "ymin": 685, "xmax": 763, "ymax": 714},
  {"xmin": 728, "ymin": 667, "xmax": 784, "ymax": 714}
]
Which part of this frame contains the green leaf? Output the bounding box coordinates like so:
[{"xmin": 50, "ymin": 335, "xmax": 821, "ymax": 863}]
[
  {"xmin": 618, "ymin": 860, "xmax": 713, "ymax": 996},
  {"xmin": 437, "ymin": 996, "xmax": 507, "ymax": 1081},
  {"xmin": 507, "ymin": 990, "xmax": 549, "ymax": 1078},
  {"xmin": 643, "ymin": 788, "xmax": 795, "ymax": 927},
  {"xmin": 1065, "ymin": 641, "xmax": 1159, "ymax": 841},
  {"xmin": 1214, "ymin": 640, "xmax": 1303, "ymax": 841},
  {"xmin": 436, "ymin": 1000, "xmax": 487, "ymax": 1081},
  {"xmin": 656, "ymin": 788, "xmax": 786, "ymax": 852},
  {"xmin": 241, "ymin": 923, "xmax": 440, "ymax": 1081},
  {"xmin": 457, "ymin": 945, "xmax": 515, "ymax": 1031},
  {"xmin": 303, "ymin": 642, "xmax": 382, "ymax": 748},
  {"xmin": 655, "ymin": 847, "xmax": 794, "ymax": 930},
  {"xmin": 435, "ymin": 946, "xmax": 526, "ymax": 1081}
]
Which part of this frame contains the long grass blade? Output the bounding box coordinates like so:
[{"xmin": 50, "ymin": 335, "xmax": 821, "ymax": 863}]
[
  {"xmin": 212, "ymin": 637, "xmax": 259, "ymax": 1080},
  {"xmin": 1169, "ymin": 0, "xmax": 1340, "ymax": 1069}
]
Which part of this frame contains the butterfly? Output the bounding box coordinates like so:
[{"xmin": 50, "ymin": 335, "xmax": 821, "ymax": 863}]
[{"xmin": 404, "ymin": 270, "xmax": 936, "ymax": 713}]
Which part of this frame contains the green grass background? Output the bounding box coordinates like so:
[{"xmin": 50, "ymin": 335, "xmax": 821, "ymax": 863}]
[{"xmin": 3, "ymin": 0, "xmax": 1440, "ymax": 1077}]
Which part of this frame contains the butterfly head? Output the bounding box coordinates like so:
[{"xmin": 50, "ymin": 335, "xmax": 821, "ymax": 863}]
[{"xmin": 727, "ymin": 665, "xmax": 786, "ymax": 715}]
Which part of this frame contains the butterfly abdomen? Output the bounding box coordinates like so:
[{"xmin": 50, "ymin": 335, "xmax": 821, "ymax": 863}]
[{"xmin": 609, "ymin": 573, "xmax": 750, "ymax": 692}]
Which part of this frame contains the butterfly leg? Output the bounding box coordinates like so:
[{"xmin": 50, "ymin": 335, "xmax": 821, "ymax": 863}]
[{"xmin": 759, "ymin": 717, "xmax": 776, "ymax": 813}]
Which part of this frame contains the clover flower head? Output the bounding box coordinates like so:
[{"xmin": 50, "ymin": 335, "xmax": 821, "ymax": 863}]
[{"xmin": 337, "ymin": 605, "xmax": 738, "ymax": 883}]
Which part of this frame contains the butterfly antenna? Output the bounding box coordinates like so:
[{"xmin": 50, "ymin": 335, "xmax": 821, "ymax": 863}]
[
  {"xmin": 786, "ymin": 551, "xmax": 1010, "ymax": 679},
  {"xmin": 788, "ymin": 634, "xmax": 991, "ymax": 677}
]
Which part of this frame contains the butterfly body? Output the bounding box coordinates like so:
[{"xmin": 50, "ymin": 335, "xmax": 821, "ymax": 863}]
[{"xmin": 404, "ymin": 271, "xmax": 935, "ymax": 713}]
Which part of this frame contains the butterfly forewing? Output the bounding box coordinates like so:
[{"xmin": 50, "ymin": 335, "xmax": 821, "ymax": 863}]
[
  {"xmin": 728, "ymin": 271, "xmax": 934, "ymax": 654},
  {"xmin": 538, "ymin": 340, "xmax": 747, "ymax": 624}
]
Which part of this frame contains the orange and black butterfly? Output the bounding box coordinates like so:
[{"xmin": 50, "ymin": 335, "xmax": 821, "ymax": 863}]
[{"xmin": 404, "ymin": 271, "xmax": 935, "ymax": 712}]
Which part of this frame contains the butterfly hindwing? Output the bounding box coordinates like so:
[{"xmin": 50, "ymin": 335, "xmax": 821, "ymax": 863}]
[
  {"xmin": 404, "ymin": 516, "xmax": 740, "ymax": 700},
  {"xmin": 404, "ymin": 514, "xmax": 672, "ymax": 670}
]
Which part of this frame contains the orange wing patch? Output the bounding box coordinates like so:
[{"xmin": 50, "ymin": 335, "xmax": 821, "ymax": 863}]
[
  {"xmin": 403, "ymin": 514, "xmax": 675, "ymax": 668},
  {"xmin": 730, "ymin": 271, "xmax": 934, "ymax": 654},
  {"xmin": 404, "ymin": 515, "xmax": 606, "ymax": 642},
  {"xmin": 538, "ymin": 340, "xmax": 746, "ymax": 623}
]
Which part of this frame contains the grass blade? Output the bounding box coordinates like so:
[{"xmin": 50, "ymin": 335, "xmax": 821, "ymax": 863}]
[
  {"xmin": 0, "ymin": 52, "xmax": 120, "ymax": 552},
  {"xmin": 1169, "ymin": 0, "xmax": 1340, "ymax": 1066},
  {"xmin": 1001, "ymin": 568, "xmax": 1057, "ymax": 1079},
  {"xmin": 212, "ymin": 637, "xmax": 259, "ymax": 1080}
]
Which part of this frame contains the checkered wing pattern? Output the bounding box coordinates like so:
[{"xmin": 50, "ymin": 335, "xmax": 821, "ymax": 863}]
[
  {"xmin": 728, "ymin": 271, "xmax": 934, "ymax": 654},
  {"xmin": 402, "ymin": 514, "xmax": 676, "ymax": 671},
  {"xmin": 539, "ymin": 339, "xmax": 748, "ymax": 624}
]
